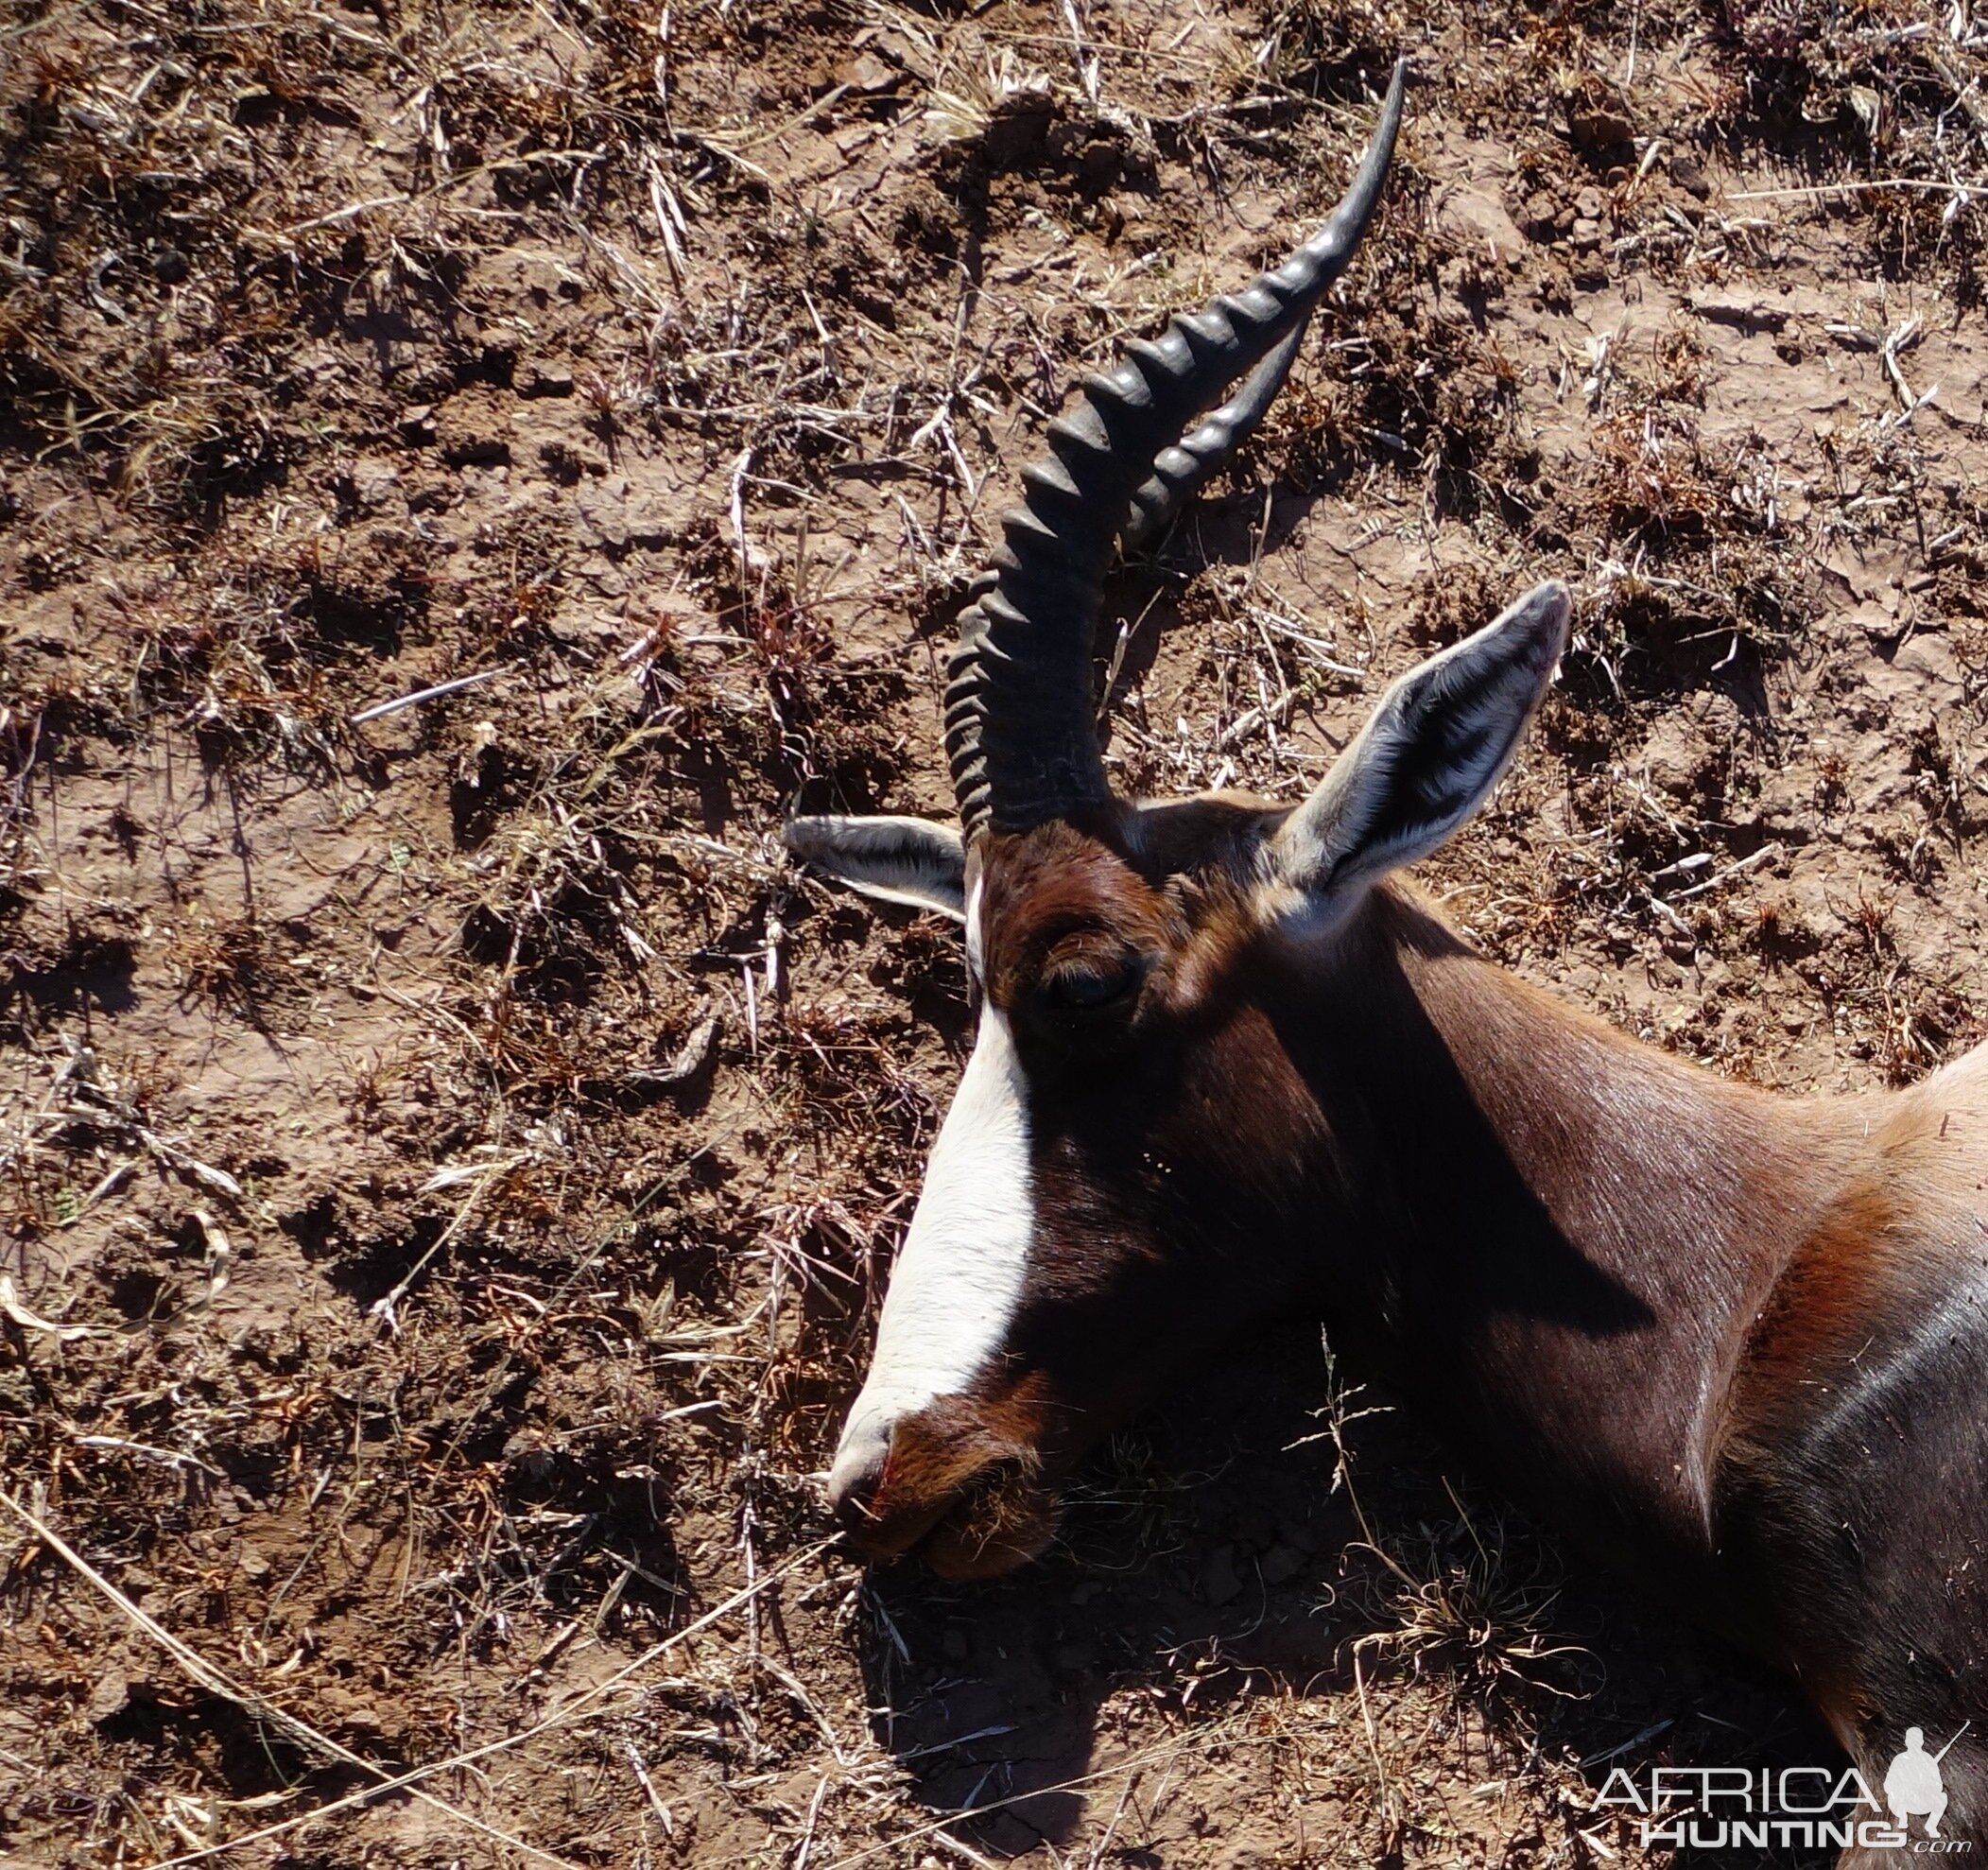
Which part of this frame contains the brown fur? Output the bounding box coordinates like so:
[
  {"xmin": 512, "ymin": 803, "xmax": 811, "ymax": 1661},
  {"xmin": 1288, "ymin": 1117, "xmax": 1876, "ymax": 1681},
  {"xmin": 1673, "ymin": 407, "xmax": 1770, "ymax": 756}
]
[
  {"xmin": 1723, "ymin": 1178, "xmax": 1905, "ymax": 1442},
  {"xmin": 977, "ymin": 820, "xmax": 1181, "ymax": 1009},
  {"xmin": 863, "ymin": 1379, "xmax": 1056, "ymax": 1576}
]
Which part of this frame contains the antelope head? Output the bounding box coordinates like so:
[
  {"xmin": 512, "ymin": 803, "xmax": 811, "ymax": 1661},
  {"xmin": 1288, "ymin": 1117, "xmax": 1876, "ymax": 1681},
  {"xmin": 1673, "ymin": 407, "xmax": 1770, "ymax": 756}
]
[{"xmin": 787, "ymin": 63, "xmax": 1572, "ymax": 1576}]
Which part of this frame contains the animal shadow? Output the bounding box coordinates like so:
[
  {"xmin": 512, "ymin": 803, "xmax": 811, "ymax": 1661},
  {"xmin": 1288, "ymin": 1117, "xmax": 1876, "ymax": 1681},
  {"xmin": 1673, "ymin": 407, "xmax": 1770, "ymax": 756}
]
[{"xmin": 856, "ymin": 1316, "xmax": 1835, "ymax": 1864}]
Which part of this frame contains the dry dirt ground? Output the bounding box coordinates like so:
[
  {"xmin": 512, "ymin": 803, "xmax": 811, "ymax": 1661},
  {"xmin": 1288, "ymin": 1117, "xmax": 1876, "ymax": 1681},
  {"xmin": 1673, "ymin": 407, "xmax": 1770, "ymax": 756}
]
[{"xmin": 5, "ymin": 0, "xmax": 1988, "ymax": 1862}]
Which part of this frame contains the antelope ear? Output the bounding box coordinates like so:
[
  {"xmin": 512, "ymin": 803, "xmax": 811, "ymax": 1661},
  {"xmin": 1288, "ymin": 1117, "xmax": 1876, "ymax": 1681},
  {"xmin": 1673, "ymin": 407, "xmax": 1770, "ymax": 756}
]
[
  {"xmin": 1269, "ymin": 580, "xmax": 1570, "ymax": 912},
  {"xmin": 785, "ymin": 815, "xmax": 967, "ymax": 922}
]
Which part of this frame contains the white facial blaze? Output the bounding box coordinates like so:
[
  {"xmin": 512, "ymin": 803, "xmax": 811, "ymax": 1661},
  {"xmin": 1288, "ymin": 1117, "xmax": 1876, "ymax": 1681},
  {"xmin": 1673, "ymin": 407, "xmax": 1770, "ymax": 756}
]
[{"xmin": 833, "ymin": 884, "xmax": 1035, "ymax": 1478}]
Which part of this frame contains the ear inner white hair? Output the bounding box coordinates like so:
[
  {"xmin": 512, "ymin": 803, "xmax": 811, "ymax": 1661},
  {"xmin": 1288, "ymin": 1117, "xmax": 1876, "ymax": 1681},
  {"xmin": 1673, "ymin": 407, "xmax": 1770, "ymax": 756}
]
[
  {"xmin": 1270, "ymin": 579, "xmax": 1572, "ymax": 909},
  {"xmin": 784, "ymin": 814, "xmax": 967, "ymax": 921}
]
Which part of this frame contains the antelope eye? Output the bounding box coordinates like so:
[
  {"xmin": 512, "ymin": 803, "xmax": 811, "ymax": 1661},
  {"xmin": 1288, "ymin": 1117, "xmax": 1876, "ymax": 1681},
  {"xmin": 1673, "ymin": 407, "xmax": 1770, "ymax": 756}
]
[{"xmin": 1039, "ymin": 955, "xmax": 1141, "ymax": 1013}]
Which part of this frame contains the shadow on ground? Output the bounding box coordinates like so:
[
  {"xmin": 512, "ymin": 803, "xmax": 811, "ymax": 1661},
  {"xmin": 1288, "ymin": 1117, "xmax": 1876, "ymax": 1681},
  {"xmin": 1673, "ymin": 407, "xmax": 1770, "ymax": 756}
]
[{"xmin": 859, "ymin": 1316, "xmax": 1836, "ymax": 1863}]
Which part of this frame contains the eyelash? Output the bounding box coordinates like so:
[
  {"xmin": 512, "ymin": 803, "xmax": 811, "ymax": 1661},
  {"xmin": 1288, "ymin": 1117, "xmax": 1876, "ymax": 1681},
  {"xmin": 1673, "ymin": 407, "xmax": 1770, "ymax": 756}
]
[{"xmin": 1042, "ymin": 957, "xmax": 1139, "ymax": 1013}]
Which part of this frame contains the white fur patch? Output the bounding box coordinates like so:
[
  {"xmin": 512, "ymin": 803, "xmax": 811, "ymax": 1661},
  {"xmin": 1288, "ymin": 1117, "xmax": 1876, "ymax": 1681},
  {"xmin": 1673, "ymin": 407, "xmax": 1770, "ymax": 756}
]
[
  {"xmin": 964, "ymin": 875, "xmax": 987, "ymax": 984},
  {"xmin": 833, "ymin": 990, "xmax": 1034, "ymax": 1470}
]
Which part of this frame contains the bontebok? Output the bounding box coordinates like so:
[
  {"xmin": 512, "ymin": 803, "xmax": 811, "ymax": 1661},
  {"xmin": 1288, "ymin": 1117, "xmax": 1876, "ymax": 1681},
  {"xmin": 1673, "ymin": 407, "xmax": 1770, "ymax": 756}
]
[{"xmin": 786, "ymin": 63, "xmax": 1987, "ymax": 1861}]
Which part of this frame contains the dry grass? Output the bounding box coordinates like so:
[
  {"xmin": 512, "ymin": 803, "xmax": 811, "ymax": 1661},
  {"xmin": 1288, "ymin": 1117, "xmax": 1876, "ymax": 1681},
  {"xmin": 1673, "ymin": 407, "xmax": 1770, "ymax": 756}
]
[{"xmin": 4, "ymin": 0, "xmax": 1987, "ymax": 1862}]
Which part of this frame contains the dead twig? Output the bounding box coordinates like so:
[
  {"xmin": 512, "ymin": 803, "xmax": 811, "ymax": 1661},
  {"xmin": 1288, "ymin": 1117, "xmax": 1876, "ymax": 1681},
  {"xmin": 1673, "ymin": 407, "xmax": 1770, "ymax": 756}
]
[{"xmin": 351, "ymin": 665, "xmax": 513, "ymax": 725}]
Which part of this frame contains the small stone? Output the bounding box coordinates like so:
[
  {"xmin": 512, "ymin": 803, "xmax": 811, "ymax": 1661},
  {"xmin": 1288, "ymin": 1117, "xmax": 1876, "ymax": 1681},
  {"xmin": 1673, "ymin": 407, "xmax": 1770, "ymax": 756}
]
[
  {"xmin": 1567, "ymin": 83, "xmax": 1634, "ymax": 153},
  {"xmin": 1276, "ymin": 1516, "xmax": 1319, "ymax": 1554},
  {"xmin": 1259, "ymin": 1543, "xmax": 1305, "ymax": 1585},
  {"xmin": 318, "ymin": 1685, "xmax": 388, "ymax": 1742},
  {"xmin": 1517, "ymin": 190, "xmax": 1562, "ymax": 243},
  {"xmin": 521, "ymin": 256, "xmax": 580, "ymax": 303},
  {"xmin": 1670, "ymin": 150, "xmax": 1713, "ymax": 200},
  {"xmin": 1571, "ymin": 216, "xmax": 1602, "ymax": 252},
  {"xmin": 1575, "ymin": 186, "xmax": 1604, "ymax": 219},
  {"xmin": 87, "ymin": 1670, "xmax": 130, "ymax": 1723},
  {"xmin": 441, "ymin": 429, "xmax": 510, "ymax": 468},
  {"xmin": 1050, "ymin": 1639, "xmax": 1096, "ymax": 1676},
  {"xmin": 502, "ymin": 1428, "xmax": 556, "ymax": 1479},
  {"xmin": 1201, "ymin": 1544, "xmax": 1243, "ymax": 1606},
  {"xmin": 838, "ymin": 51, "xmax": 897, "ymax": 94},
  {"xmin": 348, "ymin": 459, "xmax": 402, "ymax": 511},
  {"xmin": 1641, "ymin": 719, "xmax": 1704, "ymax": 801}
]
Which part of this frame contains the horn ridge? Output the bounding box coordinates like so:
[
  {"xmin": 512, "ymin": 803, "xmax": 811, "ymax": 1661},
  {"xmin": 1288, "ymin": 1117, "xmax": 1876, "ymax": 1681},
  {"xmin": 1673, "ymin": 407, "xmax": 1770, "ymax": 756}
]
[
  {"xmin": 1120, "ymin": 320, "xmax": 1309, "ymax": 551},
  {"xmin": 945, "ymin": 58, "xmax": 1408, "ymax": 837}
]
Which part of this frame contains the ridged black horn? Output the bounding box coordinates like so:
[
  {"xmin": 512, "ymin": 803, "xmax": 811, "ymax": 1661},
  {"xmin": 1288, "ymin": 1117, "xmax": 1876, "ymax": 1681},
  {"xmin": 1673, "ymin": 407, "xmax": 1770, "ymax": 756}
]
[
  {"xmin": 1121, "ymin": 320, "xmax": 1307, "ymax": 551},
  {"xmin": 944, "ymin": 58, "xmax": 1409, "ymax": 837}
]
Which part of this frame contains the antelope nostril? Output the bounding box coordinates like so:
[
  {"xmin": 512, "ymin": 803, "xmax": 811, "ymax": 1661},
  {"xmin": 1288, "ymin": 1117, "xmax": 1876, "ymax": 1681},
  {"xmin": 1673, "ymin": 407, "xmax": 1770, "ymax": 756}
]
[{"xmin": 826, "ymin": 1418, "xmax": 892, "ymax": 1531}]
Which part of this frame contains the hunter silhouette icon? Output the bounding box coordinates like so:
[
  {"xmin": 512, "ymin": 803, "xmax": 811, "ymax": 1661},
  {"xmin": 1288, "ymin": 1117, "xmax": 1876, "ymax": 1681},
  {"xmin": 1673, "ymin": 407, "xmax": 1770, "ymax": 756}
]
[{"xmin": 1886, "ymin": 1725, "xmax": 1970, "ymax": 1837}]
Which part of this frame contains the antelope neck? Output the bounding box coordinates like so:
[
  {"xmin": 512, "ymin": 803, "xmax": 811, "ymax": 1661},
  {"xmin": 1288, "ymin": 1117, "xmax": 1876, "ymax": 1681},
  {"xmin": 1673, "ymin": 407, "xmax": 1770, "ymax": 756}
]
[{"xmin": 1287, "ymin": 886, "xmax": 1853, "ymax": 1626}]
